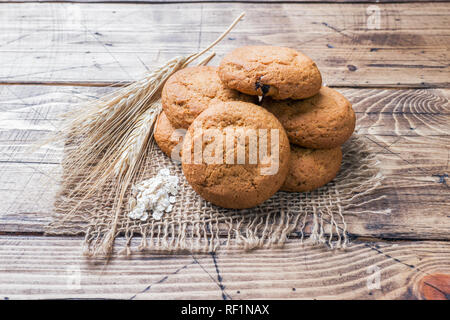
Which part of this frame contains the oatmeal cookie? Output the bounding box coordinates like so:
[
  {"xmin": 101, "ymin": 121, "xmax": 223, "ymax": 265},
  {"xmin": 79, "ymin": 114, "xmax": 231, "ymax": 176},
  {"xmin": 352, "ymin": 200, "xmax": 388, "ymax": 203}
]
[
  {"xmin": 182, "ymin": 101, "xmax": 290, "ymax": 209},
  {"xmin": 281, "ymin": 146, "xmax": 342, "ymax": 192},
  {"xmin": 218, "ymin": 46, "xmax": 322, "ymax": 100},
  {"xmin": 262, "ymin": 86, "xmax": 355, "ymax": 149},
  {"xmin": 162, "ymin": 66, "xmax": 256, "ymax": 129},
  {"xmin": 154, "ymin": 111, "xmax": 185, "ymax": 160}
]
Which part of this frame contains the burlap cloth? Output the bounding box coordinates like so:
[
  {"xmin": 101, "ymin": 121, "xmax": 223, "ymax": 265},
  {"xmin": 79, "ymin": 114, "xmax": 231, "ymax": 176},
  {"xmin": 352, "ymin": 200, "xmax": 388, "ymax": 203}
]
[{"xmin": 46, "ymin": 133, "xmax": 386, "ymax": 255}]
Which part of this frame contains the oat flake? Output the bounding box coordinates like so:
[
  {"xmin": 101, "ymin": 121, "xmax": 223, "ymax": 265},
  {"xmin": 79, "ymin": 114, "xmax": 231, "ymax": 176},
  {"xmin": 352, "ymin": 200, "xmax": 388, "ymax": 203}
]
[{"xmin": 127, "ymin": 168, "xmax": 179, "ymax": 221}]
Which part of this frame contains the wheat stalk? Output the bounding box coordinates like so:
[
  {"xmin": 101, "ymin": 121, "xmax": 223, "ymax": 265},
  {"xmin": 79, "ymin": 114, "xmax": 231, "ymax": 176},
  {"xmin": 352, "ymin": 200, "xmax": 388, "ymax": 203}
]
[
  {"xmin": 53, "ymin": 13, "xmax": 246, "ymax": 256},
  {"xmin": 58, "ymin": 56, "xmax": 189, "ymax": 203},
  {"xmin": 113, "ymin": 101, "xmax": 161, "ymax": 177},
  {"xmin": 94, "ymin": 103, "xmax": 161, "ymax": 255}
]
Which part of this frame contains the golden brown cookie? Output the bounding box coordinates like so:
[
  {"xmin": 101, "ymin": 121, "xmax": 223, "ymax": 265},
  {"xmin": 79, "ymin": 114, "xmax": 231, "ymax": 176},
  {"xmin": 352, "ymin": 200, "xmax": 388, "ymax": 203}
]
[
  {"xmin": 281, "ymin": 146, "xmax": 342, "ymax": 192},
  {"xmin": 154, "ymin": 111, "xmax": 185, "ymax": 160},
  {"xmin": 218, "ymin": 46, "xmax": 322, "ymax": 100},
  {"xmin": 162, "ymin": 66, "xmax": 256, "ymax": 129},
  {"xmin": 262, "ymin": 87, "xmax": 355, "ymax": 149},
  {"xmin": 182, "ymin": 101, "xmax": 290, "ymax": 209}
]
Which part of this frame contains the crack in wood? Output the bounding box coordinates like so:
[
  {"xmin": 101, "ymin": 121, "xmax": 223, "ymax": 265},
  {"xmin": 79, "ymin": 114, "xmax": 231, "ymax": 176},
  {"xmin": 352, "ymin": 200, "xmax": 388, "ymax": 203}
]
[
  {"xmin": 128, "ymin": 260, "xmax": 196, "ymax": 300},
  {"xmin": 192, "ymin": 254, "xmax": 232, "ymax": 300},
  {"xmin": 422, "ymin": 280, "xmax": 450, "ymax": 300},
  {"xmin": 210, "ymin": 252, "xmax": 230, "ymax": 300},
  {"xmin": 321, "ymin": 22, "xmax": 352, "ymax": 39},
  {"xmin": 432, "ymin": 174, "xmax": 449, "ymax": 187}
]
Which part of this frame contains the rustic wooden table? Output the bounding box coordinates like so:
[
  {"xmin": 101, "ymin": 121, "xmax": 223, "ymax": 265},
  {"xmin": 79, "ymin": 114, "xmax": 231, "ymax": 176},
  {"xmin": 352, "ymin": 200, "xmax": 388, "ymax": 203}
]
[{"xmin": 0, "ymin": 0, "xmax": 449, "ymax": 300}]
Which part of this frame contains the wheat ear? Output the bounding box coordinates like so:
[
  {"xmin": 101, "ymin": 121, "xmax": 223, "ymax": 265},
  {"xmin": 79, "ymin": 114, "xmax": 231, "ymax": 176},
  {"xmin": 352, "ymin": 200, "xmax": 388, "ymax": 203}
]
[
  {"xmin": 53, "ymin": 13, "xmax": 246, "ymax": 256},
  {"xmin": 95, "ymin": 103, "xmax": 161, "ymax": 256}
]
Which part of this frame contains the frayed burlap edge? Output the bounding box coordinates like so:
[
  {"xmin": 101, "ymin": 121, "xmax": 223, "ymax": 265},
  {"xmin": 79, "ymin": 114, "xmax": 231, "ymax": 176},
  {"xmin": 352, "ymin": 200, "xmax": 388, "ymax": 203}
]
[{"xmin": 46, "ymin": 134, "xmax": 387, "ymax": 255}]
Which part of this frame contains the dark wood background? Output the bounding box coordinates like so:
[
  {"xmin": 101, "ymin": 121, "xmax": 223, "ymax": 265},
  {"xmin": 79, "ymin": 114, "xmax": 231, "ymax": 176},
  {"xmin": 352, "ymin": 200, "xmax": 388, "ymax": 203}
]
[{"xmin": 0, "ymin": 0, "xmax": 449, "ymax": 299}]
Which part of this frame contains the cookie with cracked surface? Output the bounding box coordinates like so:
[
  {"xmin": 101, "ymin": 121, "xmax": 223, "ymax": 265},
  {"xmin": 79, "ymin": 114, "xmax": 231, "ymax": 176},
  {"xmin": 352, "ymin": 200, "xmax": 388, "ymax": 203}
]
[
  {"xmin": 181, "ymin": 101, "xmax": 290, "ymax": 209},
  {"xmin": 281, "ymin": 146, "xmax": 342, "ymax": 192},
  {"xmin": 162, "ymin": 66, "xmax": 256, "ymax": 129},
  {"xmin": 218, "ymin": 46, "xmax": 322, "ymax": 100},
  {"xmin": 262, "ymin": 86, "xmax": 355, "ymax": 149},
  {"xmin": 154, "ymin": 111, "xmax": 185, "ymax": 160}
]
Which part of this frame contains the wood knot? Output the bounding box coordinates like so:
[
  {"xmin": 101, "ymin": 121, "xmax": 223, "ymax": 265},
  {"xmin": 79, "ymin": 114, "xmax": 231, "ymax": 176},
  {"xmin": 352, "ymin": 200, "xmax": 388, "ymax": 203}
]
[
  {"xmin": 347, "ymin": 64, "xmax": 357, "ymax": 72},
  {"xmin": 418, "ymin": 273, "xmax": 450, "ymax": 300}
]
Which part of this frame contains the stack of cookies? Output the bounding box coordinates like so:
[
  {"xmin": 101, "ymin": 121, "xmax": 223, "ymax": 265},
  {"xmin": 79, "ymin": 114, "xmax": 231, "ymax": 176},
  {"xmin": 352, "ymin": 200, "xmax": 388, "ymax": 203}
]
[{"xmin": 155, "ymin": 46, "xmax": 355, "ymax": 209}]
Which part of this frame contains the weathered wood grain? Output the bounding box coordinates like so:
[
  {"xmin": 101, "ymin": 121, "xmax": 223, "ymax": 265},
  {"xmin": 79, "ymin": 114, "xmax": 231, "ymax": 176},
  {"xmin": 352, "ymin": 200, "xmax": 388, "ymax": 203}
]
[
  {"xmin": 0, "ymin": 85, "xmax": 448, "ymax": 239},
  {"xmin": 0, "ymin": 0, "xmax": 448, "ymax": 302},
  {"xmin": 0, "ymin": 2, "xmax": 448, "ymax": 87},
  {"xmin": 0, "ymin": 236, "xmax": 449, "ymax": 299},
  {"xmin": 4, "ymin": 1, "xmax": 446, "ymax": 3}
]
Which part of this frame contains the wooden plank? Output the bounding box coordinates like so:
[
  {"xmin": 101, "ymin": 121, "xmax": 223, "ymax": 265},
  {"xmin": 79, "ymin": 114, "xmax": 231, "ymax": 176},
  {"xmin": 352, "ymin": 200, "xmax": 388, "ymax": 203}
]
[
  {"xmin": 0, "ymin": 85, "xmax": 448, "ymax": 240},
  {"xmin": 0, "ymin": 236, "xmax": 449, "ymax": 299},
  {"xmin": 0, "ymin": 2, "xmax": 448, "ymax": 87},
  {"xmin": 4, "ymin": 0, "xmax": 445, "ymax": 3},
  {"xmin": 339, "ymin": 87, "xmax": 450, "ymax": 239}
]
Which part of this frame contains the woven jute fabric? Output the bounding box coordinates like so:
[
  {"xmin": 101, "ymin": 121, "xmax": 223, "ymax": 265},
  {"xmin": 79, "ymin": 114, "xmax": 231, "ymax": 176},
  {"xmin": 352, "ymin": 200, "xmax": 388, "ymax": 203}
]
[{"xmin": 46, "ymin": 134, "xmax": 386, "ymax": 255}]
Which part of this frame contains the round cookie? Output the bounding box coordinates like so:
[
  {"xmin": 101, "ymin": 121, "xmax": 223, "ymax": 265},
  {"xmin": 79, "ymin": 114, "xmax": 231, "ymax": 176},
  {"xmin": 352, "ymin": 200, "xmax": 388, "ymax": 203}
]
[
  {"xmin": 162, "ymin": 66, "xmax": 256, "ymax": 129},
  {"xmin": 182, "ymin": 101, "xmax": 290, "ymax": 209},
  {"xmin": 262, "ymin": 86, "xmax": 355, "ymax": 149},
  {"xmin": 281, "ymin": 146, "xmax": 342, "ymax": 192},
  {"xmin": 154, "ymin": 111, "xmax": 185, "ymax": 160},
  {"xmin": 218, "ymin": 46, "xmax": 322, "ymax": 100}
]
